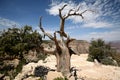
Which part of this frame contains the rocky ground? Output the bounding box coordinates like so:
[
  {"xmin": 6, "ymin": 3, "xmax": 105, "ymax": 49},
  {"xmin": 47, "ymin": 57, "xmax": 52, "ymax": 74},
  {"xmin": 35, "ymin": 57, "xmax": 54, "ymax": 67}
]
[{"xmin": 14, "ymin": 54, "xmax": 120, "ymax": 80}]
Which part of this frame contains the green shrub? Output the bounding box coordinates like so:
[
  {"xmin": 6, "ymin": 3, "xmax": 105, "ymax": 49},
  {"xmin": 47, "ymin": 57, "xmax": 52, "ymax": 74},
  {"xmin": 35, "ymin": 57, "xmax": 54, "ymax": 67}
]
[
  {"xmin": 87, "ymin": 39, "xmax": 117, "ymax": 66},
  {"xmin": 37, "ymin": 53, "xmax": 48, "ymax": 61},
  {"xmin": 0, "ymin": 26, "xmax": 43, "ymax": 79},
  {"xmin": 111, "ymin": 52, "xmax": 120, "ymax": 66},
  {"xmin": 87, "ymin": 55, "xmax": 94, "ymax": 62},
  {"xmin": 100, "ymin": 57, "xmax": 115, "ymax": 65},
  {"xmin": 0, "ymin": 26, "xmax": 42, "ymax": 59}
]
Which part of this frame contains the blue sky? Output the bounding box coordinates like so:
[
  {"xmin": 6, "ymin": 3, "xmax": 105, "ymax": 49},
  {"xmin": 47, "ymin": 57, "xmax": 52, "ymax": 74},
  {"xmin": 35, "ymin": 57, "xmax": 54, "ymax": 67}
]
[{"xmin": 0, "ymin": 0, "xmax": 120, "ymax": 41}]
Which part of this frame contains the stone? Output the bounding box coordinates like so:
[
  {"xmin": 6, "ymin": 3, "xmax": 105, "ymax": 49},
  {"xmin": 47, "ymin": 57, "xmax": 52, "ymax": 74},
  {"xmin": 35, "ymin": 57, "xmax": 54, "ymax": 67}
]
[{"xmin": 46, "ymin": 71, "xmax": 64, "ymax": 80}]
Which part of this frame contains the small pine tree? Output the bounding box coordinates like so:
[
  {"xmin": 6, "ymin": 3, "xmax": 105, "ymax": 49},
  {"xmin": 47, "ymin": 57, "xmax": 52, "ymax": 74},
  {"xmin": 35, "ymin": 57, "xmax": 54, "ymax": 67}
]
[
  {"xmin": 0, "ymin": 26, "xmax": 42, "ymax": 59},
  {"xmin": 87, "ymin": 39, "xmax": 116, "ymax": 66}
]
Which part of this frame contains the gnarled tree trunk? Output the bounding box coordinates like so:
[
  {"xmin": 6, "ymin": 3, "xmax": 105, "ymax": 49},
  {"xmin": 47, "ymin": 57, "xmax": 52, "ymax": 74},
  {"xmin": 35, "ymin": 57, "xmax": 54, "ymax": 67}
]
[
  {"xmin": 55, "ymin": 40, "xmax": 71, "ymax": 76},
  {"xmin": 39, "ymin": 4, "xmax": 91, "ymax": 77}
]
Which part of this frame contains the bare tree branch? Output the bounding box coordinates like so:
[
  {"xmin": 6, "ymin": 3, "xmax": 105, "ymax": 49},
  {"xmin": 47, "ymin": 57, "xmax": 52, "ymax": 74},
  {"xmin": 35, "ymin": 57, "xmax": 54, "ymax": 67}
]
[
  {"xmin": 80, "ymin": 10, "xmax": 87, "ymax": 14},
  {"xmin": 58, "ymin": 4, "xmax": 94, "ymax": 39},
  {"xmin": 39, "ymin": 17, "xmax": 45, "ymax": 33},
  {"xmin": 59, "ymin": 4, "xmax": 67, "ymax": 19},
  {"xmin": 60, "ymin": 4, "xmax": 67, "ymax": 11},
  {"xmin": 66, "ymin": 35, "xmax": 75, "ymax": 47},
  {"xmin": 76, "ymin": 6, "xmax": 80, "ymax": 12},
  {"xmin": 65, "ymin": 9, "xmax": 94, "ymax": 19},
  {"xmin": 65, "ymin": 10, "xmax": 85, "ymax": 19},
  {"xmin": 39, "ymin": 17, "xmax": 54, "ymax": 40}
]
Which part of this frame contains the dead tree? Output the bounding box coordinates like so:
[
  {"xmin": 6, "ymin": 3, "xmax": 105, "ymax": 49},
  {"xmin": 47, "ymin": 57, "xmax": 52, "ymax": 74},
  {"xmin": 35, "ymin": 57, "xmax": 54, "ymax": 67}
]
[{"xmin": 39, "ymin": 4, "xmax": 91, "ymax": 77}]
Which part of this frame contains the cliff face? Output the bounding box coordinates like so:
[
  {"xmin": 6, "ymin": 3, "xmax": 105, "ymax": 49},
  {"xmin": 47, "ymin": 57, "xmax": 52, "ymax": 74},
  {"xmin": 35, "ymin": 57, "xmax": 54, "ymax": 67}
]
[
  {"xmin": 69, "ymin": 40, "xmax": 90, "ymax": 54},
  {"xmin": 110, "ymin": 41, "xmax": 120, "ymax": 53},
  {"xmin": 41, "ymin": 40, "xmax": 90, "ymax": 55}
]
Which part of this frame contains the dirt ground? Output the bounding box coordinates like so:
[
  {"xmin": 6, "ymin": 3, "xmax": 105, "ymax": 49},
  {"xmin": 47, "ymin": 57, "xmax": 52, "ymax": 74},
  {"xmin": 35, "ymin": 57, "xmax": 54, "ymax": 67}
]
[
  {"xmin": 46, "ymin": 54, "xmax": 120, "ymax": 80},
  {"xmin": 15, "ymin": 54, "xmax": 120, "ymax": 80}
]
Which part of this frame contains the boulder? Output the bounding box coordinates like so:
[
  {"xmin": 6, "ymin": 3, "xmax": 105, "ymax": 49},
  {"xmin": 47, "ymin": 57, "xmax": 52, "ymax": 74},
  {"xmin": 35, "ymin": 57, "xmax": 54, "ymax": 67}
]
[
  {"xmin": 46, "ymin": 71, "xmax": 63, "ymax": 80},
  {"xmin": 3, "ymin": 59, "xmax": 19, "ymax": 68},
  {"xmin": 23, "ymin": 50, "xmax": 38, "ymax": 63}
]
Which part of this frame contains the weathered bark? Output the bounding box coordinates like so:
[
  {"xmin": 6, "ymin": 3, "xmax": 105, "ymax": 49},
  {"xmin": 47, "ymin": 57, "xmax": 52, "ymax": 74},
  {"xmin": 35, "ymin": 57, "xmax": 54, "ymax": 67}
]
[
  {"xmin": 59, "ymin": 19, "xmax": 67, "ymax": 37},
  {"xmin": 54, "ymin": 47, "xmax": 70, "ymax": 77},
  {"xmin": 60, "ymin": 47, "xmax": 70, "ymax": 76},
  {"xmin": 55, "ymin": 52, "xmax": 61, "ymax": 72}
]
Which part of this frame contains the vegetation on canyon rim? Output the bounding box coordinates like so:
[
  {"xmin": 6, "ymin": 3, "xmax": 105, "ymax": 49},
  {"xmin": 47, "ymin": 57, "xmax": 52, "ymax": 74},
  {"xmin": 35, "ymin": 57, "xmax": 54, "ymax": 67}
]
[
  {"xmin": 0, "ymin": 25, "xmax": 42, "ymax": 59},
  {"xmin": 87, "ymin": 39, "xmax": 119, "ymax": 66},
  {"xmin": 0, "ymin": 4, "xmax": 120, "ymax": 80},
  {"xmin": 0, "ymin": 25, "xmax": 119, "ymax": 80},
  {"xmin": 0, "ymin": 26, "xmax": 45, "ymax": 79}
]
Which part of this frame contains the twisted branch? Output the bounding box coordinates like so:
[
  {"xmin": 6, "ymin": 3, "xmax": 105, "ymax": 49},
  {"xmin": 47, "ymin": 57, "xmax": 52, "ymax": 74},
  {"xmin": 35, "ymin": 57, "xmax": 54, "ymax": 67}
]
[
  {"xmin": 39, "ymin": 17, "xmax": 54, "ymax": 40},
  {"xmin": 59, "ymin": 4, "xmax": 67, "ymax": 19},
  {"xmin": 65, "ymin": 10, "xmax": 88, "ymax": 19},
  {"xmin": 58, "ymin": 4, "xmax": 93, "ymax": 39}
]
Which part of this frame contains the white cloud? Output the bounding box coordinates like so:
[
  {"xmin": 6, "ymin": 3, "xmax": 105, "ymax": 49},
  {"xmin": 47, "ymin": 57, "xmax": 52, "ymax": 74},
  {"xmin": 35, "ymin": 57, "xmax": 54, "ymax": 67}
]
[
  {"xmin": 45, "ymin": 0, "xmax": 120, "ymax": 41},
  {"xmin": 46, "ymin": 0, "xmax": 120, "ymax": 29},
  {"xmin": 46, "ymin": 2, "xmax": 76, "ymax": 16},
  {"xmin": 76, "ymin": 30, "xmax": 120, "ymax": 41},
  {"xmin": 83, "ymin": 21, "xmax": 113, "ymax": 28},
  {"xmin": 66, "ymin": 25, "xmax": 79, "ymax": 30},
  {"xmin": 46, "ymin": 1, "xmax": 101, "ymax": 27},
  {"xmin": 46, "ymin": 1, "xmax": 93, "ymax": 21},
  {"xmin": 0, "ymin": 17, "xmax": 20, "ymax": 30}
]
